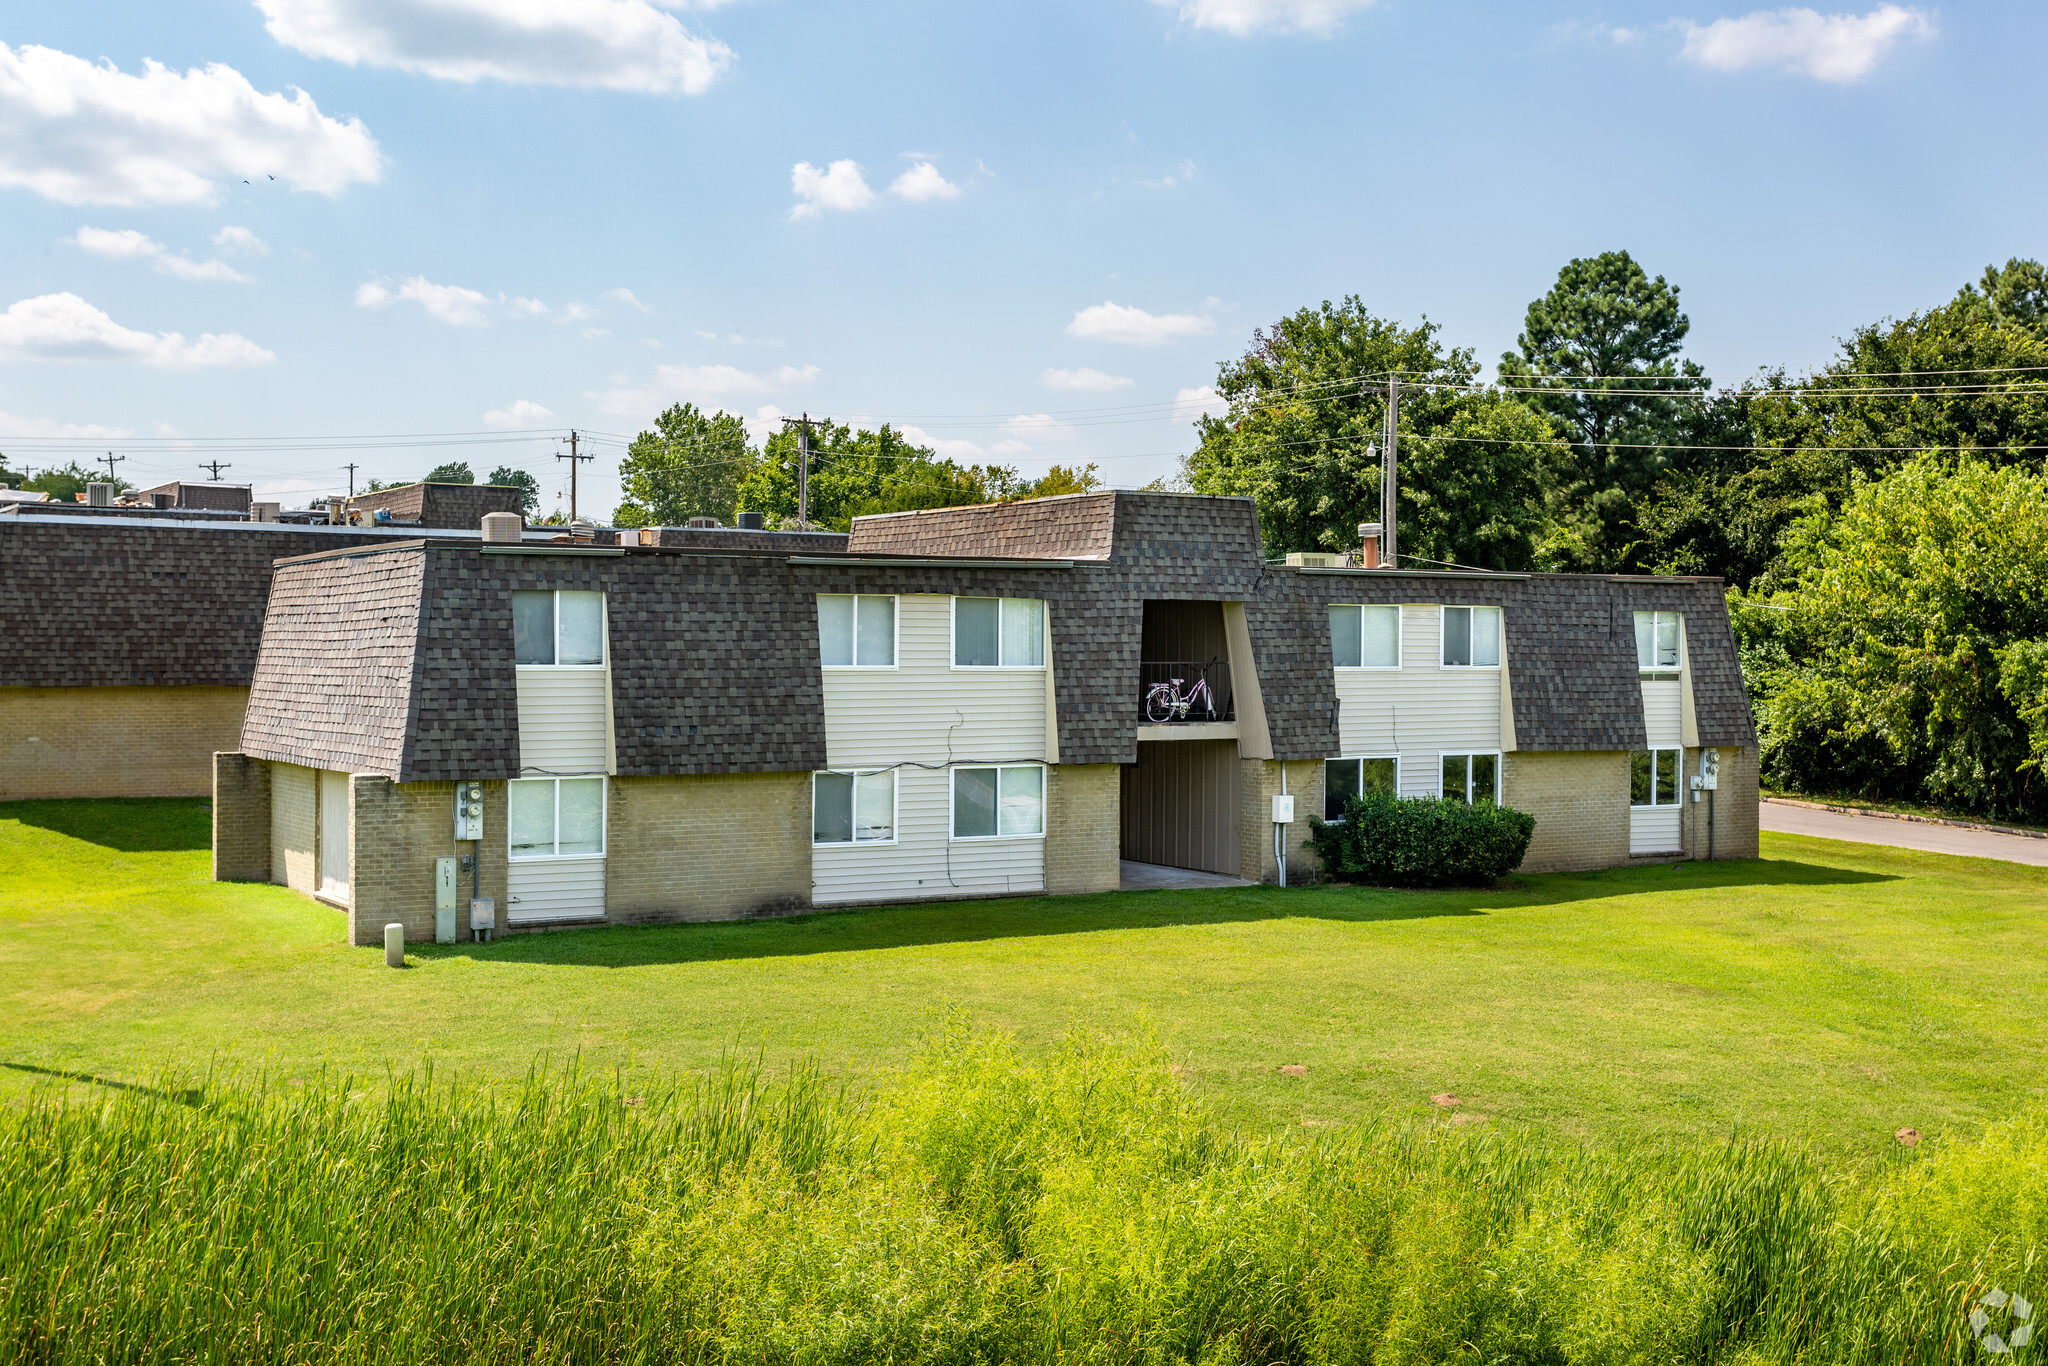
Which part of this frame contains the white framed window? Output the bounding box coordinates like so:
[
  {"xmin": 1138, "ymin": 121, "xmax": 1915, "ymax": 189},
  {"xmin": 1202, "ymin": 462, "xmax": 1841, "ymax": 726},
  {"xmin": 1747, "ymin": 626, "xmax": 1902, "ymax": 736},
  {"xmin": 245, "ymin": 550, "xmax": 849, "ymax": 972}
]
[
  {"xmin": 817, "ymin": 594, "xmax": 897, "ymax": 668},
  {"xmin": 1324, "ymin": 755, "xmax": 1398, "ymax": 820},
  {"xmin": 812, "ymin": 769, "xmax": 897, "ymax": 844},
  {"xmin": 1329, "ymin": 605, "xmax": 1400, "ymax": 669},
  {"xmin": 1635, "ymin": 611, "xmax": 1682, "ymax": 677},
  {"xmin": 513, "ymin": 590, "xmax": 606, "ymax": 667},
  {"xmin": 953, "ymin": 597, "xmax": 1046, "ymax": 668},
  {"xmin": 1440, "ymin": 606, "xmax": 1501, "ymax": 668},
  {"xmin": 951, "ymin": 764, "xmax": 1045, "ymax": 838},
  {"xmin": 1631, "ymin": 749, "xmax": 1684, "ymax": 807},
  {"xmin": 1439, "ymin": 752, "xmax": 1500, "ymax": 804},
  {"xmin": 508, "ymin": 776, "xmax": 607, "ymax": 858}
]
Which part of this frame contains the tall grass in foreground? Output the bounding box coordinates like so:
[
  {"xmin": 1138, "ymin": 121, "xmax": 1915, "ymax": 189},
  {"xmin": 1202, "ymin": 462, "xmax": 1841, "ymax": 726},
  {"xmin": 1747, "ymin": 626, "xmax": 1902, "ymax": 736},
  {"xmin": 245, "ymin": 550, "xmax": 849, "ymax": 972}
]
[{"xmin": 1, "ymin": 1032, "xmax": 2041, "ymax": 1365}]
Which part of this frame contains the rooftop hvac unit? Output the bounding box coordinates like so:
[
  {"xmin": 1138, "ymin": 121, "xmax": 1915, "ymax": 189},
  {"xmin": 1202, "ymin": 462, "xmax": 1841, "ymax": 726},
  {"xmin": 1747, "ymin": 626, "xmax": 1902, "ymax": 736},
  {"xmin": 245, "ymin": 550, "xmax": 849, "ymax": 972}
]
[
  {"xmin": 735, "ymin": 511, "xmax": 765, "ymax": 530},
  {"xmin": 480, "ymin": 512, "xmax": 523, "ymax": 543},
  {"xmin": 87, "ymin": 482, "xmax": 114, "ymax": 507},
  {"xmin": 1285, "ymin": 551, "xmax": 1341, "ymax": 568},
  {"xmin": 686, "ymin": 516, "xmax": 721, "ymax": 528}
]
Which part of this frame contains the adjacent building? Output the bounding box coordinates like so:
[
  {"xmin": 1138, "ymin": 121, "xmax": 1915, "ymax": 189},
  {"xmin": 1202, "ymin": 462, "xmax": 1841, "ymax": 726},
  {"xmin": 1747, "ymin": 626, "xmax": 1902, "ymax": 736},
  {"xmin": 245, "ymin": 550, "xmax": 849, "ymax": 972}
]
[{"xmin": 205, "ymin": 492, "xmax": 1759, "ymax": 945}]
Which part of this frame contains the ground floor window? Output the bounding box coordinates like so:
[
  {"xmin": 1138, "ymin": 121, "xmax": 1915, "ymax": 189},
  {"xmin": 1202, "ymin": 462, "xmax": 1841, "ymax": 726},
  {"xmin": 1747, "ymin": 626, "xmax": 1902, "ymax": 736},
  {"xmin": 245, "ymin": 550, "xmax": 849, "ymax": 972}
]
[
  {"xmin": 509, "ymin": 776, "xmax": 606, "ymax": 858},
  {"xmin": 1631, "ymin": 748, "xmax": 1683, "ymax": 806},
  {"xmin": 953, "ymin": 764, "xmax": 1045, "ymax": 838},
  {"xmin": 1324, "ymin": 756, "xmax": 1397, "ymax": 819},
  {"xmin": 813, "ymin": 769, "xmax": 897, "ymax": 844},
  {"xmin": 1440, "ymin": 752, "xmax": 1499, "ymax": 804}
]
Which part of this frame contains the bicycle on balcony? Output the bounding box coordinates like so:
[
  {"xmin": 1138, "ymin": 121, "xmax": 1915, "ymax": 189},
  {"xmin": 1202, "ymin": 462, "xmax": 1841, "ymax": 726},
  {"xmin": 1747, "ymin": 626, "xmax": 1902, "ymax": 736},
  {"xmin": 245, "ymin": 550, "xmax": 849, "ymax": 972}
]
[{"xmin": 1144, "ymin": 661, "xmax": 1223, "ymax": 723}]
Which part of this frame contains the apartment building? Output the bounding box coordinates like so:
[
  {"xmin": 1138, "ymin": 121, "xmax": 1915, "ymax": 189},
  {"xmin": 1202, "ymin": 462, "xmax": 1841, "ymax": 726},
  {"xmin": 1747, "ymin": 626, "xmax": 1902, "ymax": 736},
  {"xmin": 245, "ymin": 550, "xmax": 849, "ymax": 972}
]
[{"xmin": 207, "ymin": 492, "xmax": 1759, "ymax": 945}]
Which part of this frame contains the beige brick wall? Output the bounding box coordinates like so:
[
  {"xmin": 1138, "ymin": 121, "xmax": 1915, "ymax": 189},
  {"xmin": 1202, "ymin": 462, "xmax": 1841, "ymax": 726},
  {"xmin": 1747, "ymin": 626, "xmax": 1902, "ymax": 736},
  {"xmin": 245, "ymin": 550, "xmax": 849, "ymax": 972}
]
[
  {"xmin": 1046, "ymin": 764, "xmax": 1120, "ymax": 894},
  {"xmin": 605, "ymin": 772, "xmax": 812, "ymax": 923},
  {"xmin": 212, "ymin": 753, "xmax": 270, "ymax": 881},
  {"xmin": 270, "ymin": 761, "xmax": 318, "ymax": 895},
  {"xmin": 1239, "ymin": 757, "xmax": 1324, "ymax": 885},
  {"xmin": 1682, "ymin": 743, "xmax": 1759, "ymax": 860},
  {"xmin": 0, "ymin": 685, "xmax": 248, "ymax": 800},
  {"xmin": 337, "ymin": 777, "xmax": 506, "ymax": 946},
  {"xmin": 1505, "ymin": 750, "xmax": 1630, "ymax": 874}
]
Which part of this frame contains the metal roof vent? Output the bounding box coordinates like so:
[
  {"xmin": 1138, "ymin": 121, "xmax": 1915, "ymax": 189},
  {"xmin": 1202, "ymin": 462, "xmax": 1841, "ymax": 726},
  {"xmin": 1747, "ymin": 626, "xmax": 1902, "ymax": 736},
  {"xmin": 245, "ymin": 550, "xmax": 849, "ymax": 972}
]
[{"xmin": 481, "ymin": 512, "xmax": 523, "ymax": 543}]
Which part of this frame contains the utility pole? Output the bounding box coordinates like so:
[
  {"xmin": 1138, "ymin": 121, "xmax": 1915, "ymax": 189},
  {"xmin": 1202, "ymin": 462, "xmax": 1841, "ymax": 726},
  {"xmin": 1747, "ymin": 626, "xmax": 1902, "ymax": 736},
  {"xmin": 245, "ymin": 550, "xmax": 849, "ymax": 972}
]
[
  {"xmin": 198, "ymin": 459, "xmax": 232, "ymax": 480},
  {"xmin": 99, "ymin": 451, "xmax": 125, "ymax": 484},
  {"xmin": 1382, "ymin": 377, "xmax": 1400, "ymax": 569},
  {"xmin": 343, "ymin": 462, "xmax": 359, "ymax": 499},
  {"xmin": 557, "ymin": 429, "xmax": 593, "ymax": 522},
  {"xmin": 780, "ymin": 413, "xmax": 824, "ymax": 530}
]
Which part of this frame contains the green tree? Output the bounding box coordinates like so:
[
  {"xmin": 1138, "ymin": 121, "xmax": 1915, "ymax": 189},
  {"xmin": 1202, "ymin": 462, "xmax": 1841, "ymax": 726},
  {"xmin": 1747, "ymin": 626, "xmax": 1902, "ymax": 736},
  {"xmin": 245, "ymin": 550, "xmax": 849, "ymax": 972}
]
[
  {"xmin": 22, "ymin": 460, "xmax": 131, "ymax": 502},
  {"xmin": 1012, "ymin": 464, "xmax": 1102, "ymax": 499},
  {"xmin": 1960, "ymin": 256, "xmax": 2048, "ymax": 338},
  {"xmin": 487, "ymin": 466, "xmax": 540, "ymax": 516},
  {"xmin": 1747, "ymin": 457, "xmax": 2048, "ymax": 819},
  {"xmin": 735, "ymin": 422, "xmax": 1003, "ymax": 531},
  {"xmin": 1639, "ymin": 261, "xmax": 2048, "ymax": 589},
  {"xmin": 423, "ymin": 461, "xmax": 474, "ymax": 484},
  {"xmin": 1499, "ymin": 251, "xmax": 1709, "ymax": 571},
  {"xmin": 613, "ymin": 404, "xmax": 755, "ymax": 527},
  {"xmin": 1184, "ymin": 297, "xmax": 1558, "ymax": 569}
]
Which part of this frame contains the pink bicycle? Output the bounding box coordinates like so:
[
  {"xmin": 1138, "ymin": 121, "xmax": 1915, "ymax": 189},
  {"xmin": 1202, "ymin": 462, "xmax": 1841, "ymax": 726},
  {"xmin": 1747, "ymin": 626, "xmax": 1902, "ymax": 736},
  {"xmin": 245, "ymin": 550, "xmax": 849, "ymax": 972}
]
[{"xmin": 1145, "ymin": 664, "xmax": 1220, "ymax": 723}]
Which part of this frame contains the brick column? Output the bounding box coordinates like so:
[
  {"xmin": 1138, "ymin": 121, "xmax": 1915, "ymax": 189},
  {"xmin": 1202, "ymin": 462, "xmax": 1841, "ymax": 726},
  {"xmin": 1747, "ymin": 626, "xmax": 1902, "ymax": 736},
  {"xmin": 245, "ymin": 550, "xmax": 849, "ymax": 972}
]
[
  {"xmin": 1045, "ymin": 764, "xmax": 1120, "ymax": 894},
  {"xmin": 212, "ymin": 752, "xmax": 271, "ymax": 882},
  {"xmin": 1239, "ymin": 757, "xmax": 1323, "ymax": 885}
]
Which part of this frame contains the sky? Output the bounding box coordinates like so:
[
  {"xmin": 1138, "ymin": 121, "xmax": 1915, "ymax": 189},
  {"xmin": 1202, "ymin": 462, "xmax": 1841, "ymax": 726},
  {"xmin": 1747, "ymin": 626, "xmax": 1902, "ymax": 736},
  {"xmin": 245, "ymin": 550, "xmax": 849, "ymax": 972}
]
[{"xmin": 0, "ymin": 0, "xmax": 2041, "ymax": 518}]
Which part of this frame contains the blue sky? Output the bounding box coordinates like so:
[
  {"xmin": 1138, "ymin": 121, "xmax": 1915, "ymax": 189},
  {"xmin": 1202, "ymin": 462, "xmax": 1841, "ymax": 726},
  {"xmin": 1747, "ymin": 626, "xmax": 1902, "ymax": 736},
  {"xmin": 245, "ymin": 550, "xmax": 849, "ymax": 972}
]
[{"xmin": 0, "ymin": 0, "xmax": 2039, "ymax": 517}]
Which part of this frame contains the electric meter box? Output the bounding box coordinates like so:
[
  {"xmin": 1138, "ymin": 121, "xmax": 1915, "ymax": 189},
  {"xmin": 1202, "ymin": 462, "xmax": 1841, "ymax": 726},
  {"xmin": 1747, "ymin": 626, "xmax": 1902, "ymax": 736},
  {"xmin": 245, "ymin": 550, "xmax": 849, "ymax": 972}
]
[
  {"xmin": 454, "ymin": 782, "xmax": 484, "ymax": 840},
  {"xmin": 469, "ymin": 897, "xmax": 496, "ymax": 932},
  {"xmin": 1271, "ymin": 794, "xmax": 1296, "ymax": 824},
  {"xmin": 1699, "ymin": 749, "xmax": 1720, "ymax": 792}
]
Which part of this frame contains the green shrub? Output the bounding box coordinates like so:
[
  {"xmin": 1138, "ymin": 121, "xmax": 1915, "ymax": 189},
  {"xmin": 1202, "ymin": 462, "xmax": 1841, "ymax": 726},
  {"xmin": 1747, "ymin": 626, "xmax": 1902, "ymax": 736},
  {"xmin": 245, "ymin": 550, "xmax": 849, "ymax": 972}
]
[{"xmin": 1309, "ymin": 792, "xmax": 1537, "ymax": 886}]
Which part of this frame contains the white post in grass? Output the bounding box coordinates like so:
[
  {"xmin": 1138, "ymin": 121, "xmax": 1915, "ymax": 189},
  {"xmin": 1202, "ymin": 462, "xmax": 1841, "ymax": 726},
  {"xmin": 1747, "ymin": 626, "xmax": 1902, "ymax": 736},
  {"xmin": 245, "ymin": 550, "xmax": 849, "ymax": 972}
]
[{"xmin": 384, "ymin": 922, "xmax": 405, "ymax": 969}]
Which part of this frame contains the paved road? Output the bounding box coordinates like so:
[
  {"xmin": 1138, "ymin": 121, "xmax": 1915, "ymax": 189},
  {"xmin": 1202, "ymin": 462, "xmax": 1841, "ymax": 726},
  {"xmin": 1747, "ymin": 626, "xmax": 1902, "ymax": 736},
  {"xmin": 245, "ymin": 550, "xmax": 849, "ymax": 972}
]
[{"xmin": 1762, "ymin": 801, "xmax": 2048, "ymax": 867}]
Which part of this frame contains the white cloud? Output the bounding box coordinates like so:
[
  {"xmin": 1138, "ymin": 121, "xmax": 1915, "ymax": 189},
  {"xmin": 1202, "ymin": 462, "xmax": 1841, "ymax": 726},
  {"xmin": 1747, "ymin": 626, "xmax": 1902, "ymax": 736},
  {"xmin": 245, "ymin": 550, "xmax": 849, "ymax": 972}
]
[
  {"xmin": 592, "ymin": 362, "xmax": 819, "ymax": 416},
  {"xmin": 1552, "ymin": 19, "xmax": 1644, "ymax": 43},
  {"xmin": 1067, "ymin": 301, "xmax": 1216, "ymax": 347},
  {"xmin": 0, "ymin": 408, "xmax": 135, "ymax": 440},
  {"xmin": 483, "ymin": 398, "xmax": 555, "ymax": 429},
  {"xmin": 990, "ymin": 439, "xmax": 1031, "ymax": 456},
  {"xmin": 74, "ymin": 226, "xmax": 250, "ymax": 281},
  {"xmin": 1677, "ymin": 5, "xmax": 1934, "ymax": 82},
  {"xmin": 255, "ymin": 0, "xmax": 734, "ymax": 95},
  {"xmin": 898, "ymin": 424, "xmax": 986, "ymax": 461},
  {"xmin": 1152, "ymin": 0, "xmax": 1378, "ymax": 37},
  {"xmin": 889, "ymin": 160, "xmax": 960, "ymax": 202},
  {"xmin": 1173, "ymin": 385, "xmax": 1226, "ymax": 422},
  {"xmin": 355, "ymin": 275, "xmax": 506, "ymax": 325},
  {"xmin": 508, "ymin": 296, "xmax": 551, "ymax": 318},
  {"xmin": 581, "ymin": 326, "xmax": 609, "ymax": 340},
  {"xmin": 214, "ymin": 224, "xmax": 270, "ymax": 256},
  {"xmin": 1041, "ymin": 366, "xmax": 1134, "ymax": 392},
  {"xmin": 0, "ymin": 292, "xmax": 273, "ymax": 366},
  {"xmin": 1006, "ymin": 413, "xmax": 1075, "ymax": 441},
  {"xmin": 789, "ymin": 159, "xmax": 875, "ymax": 219},
  {"xmin": 0, "ymin": 43, "xmax": 382, "ymax": 206},
  {"xmin": 604, "ymin": 286, "xmax": 650, "ymax": 312}
]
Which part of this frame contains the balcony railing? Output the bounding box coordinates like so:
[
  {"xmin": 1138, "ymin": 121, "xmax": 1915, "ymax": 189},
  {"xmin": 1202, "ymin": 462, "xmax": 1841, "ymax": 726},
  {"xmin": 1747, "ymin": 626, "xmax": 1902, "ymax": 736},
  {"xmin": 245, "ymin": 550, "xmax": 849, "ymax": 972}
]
[{"xmin": 1138, "ymin": 659, "xmax": 1234, "ymax": 724}]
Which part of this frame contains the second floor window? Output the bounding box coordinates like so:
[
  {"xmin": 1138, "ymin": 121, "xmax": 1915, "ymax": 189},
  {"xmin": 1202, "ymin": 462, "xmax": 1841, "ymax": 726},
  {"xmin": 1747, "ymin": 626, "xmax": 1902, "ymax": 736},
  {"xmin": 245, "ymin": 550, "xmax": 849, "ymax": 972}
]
[
  {"xmin": 513, "ymin": 590, "xmax": 605, "ymax": 666},
  {"xmin": 818, "ymin": 594, "xmax": 896, "ymax": 667},
  {"xmin": 1441, "ymin": 606, "xmax": 1501, "ymax": 668},
  {"xmin": 954, "ymin": 596, "xmax": 1045, "ymax": 668},
  {"xmin": 1635, "ymin": 611, "xmax": 1682, "ymax": 673},
  {"xmin": 1330, "ymin": 604, "xmax": 1400, "ymax": 668}
]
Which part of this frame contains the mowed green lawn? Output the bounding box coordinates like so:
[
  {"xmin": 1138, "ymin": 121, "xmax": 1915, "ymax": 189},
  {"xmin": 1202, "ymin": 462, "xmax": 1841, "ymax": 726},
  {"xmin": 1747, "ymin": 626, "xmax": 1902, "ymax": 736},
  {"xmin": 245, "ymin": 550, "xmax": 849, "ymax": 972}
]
[{"xmin": 3, "ymin": 797, "xmax": 2044, "ymax": 1154}]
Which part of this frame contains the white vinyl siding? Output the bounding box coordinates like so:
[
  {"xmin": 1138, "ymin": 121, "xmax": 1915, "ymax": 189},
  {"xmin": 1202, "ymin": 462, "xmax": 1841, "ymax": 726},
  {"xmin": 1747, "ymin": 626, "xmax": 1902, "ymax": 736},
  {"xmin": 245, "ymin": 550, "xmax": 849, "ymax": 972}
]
[
  {"xmin": 1642, "ymin": 679, "xmax": 1684, "ymax": 749},
  {"xmin": 514, "ymin": 668, "xmax": 610, "ymax": 773},
  {"xmin": 815, "ymin": 594, "xmax": 1048, "ymax": 904},
  {"xmin": 508, "ymin": 858, "xmax": 607, "ymax": 922},
  {"xmin": 1630, "ymin": 806, "xmax": 1683, "ymax": 855},
  {"xmin": 318, "ymin": 768, "xmax": 350, "ymax": 902},
  {"xmin": 1334, "ymin": 604, "xmax": 1503, "ymax": 799}
]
